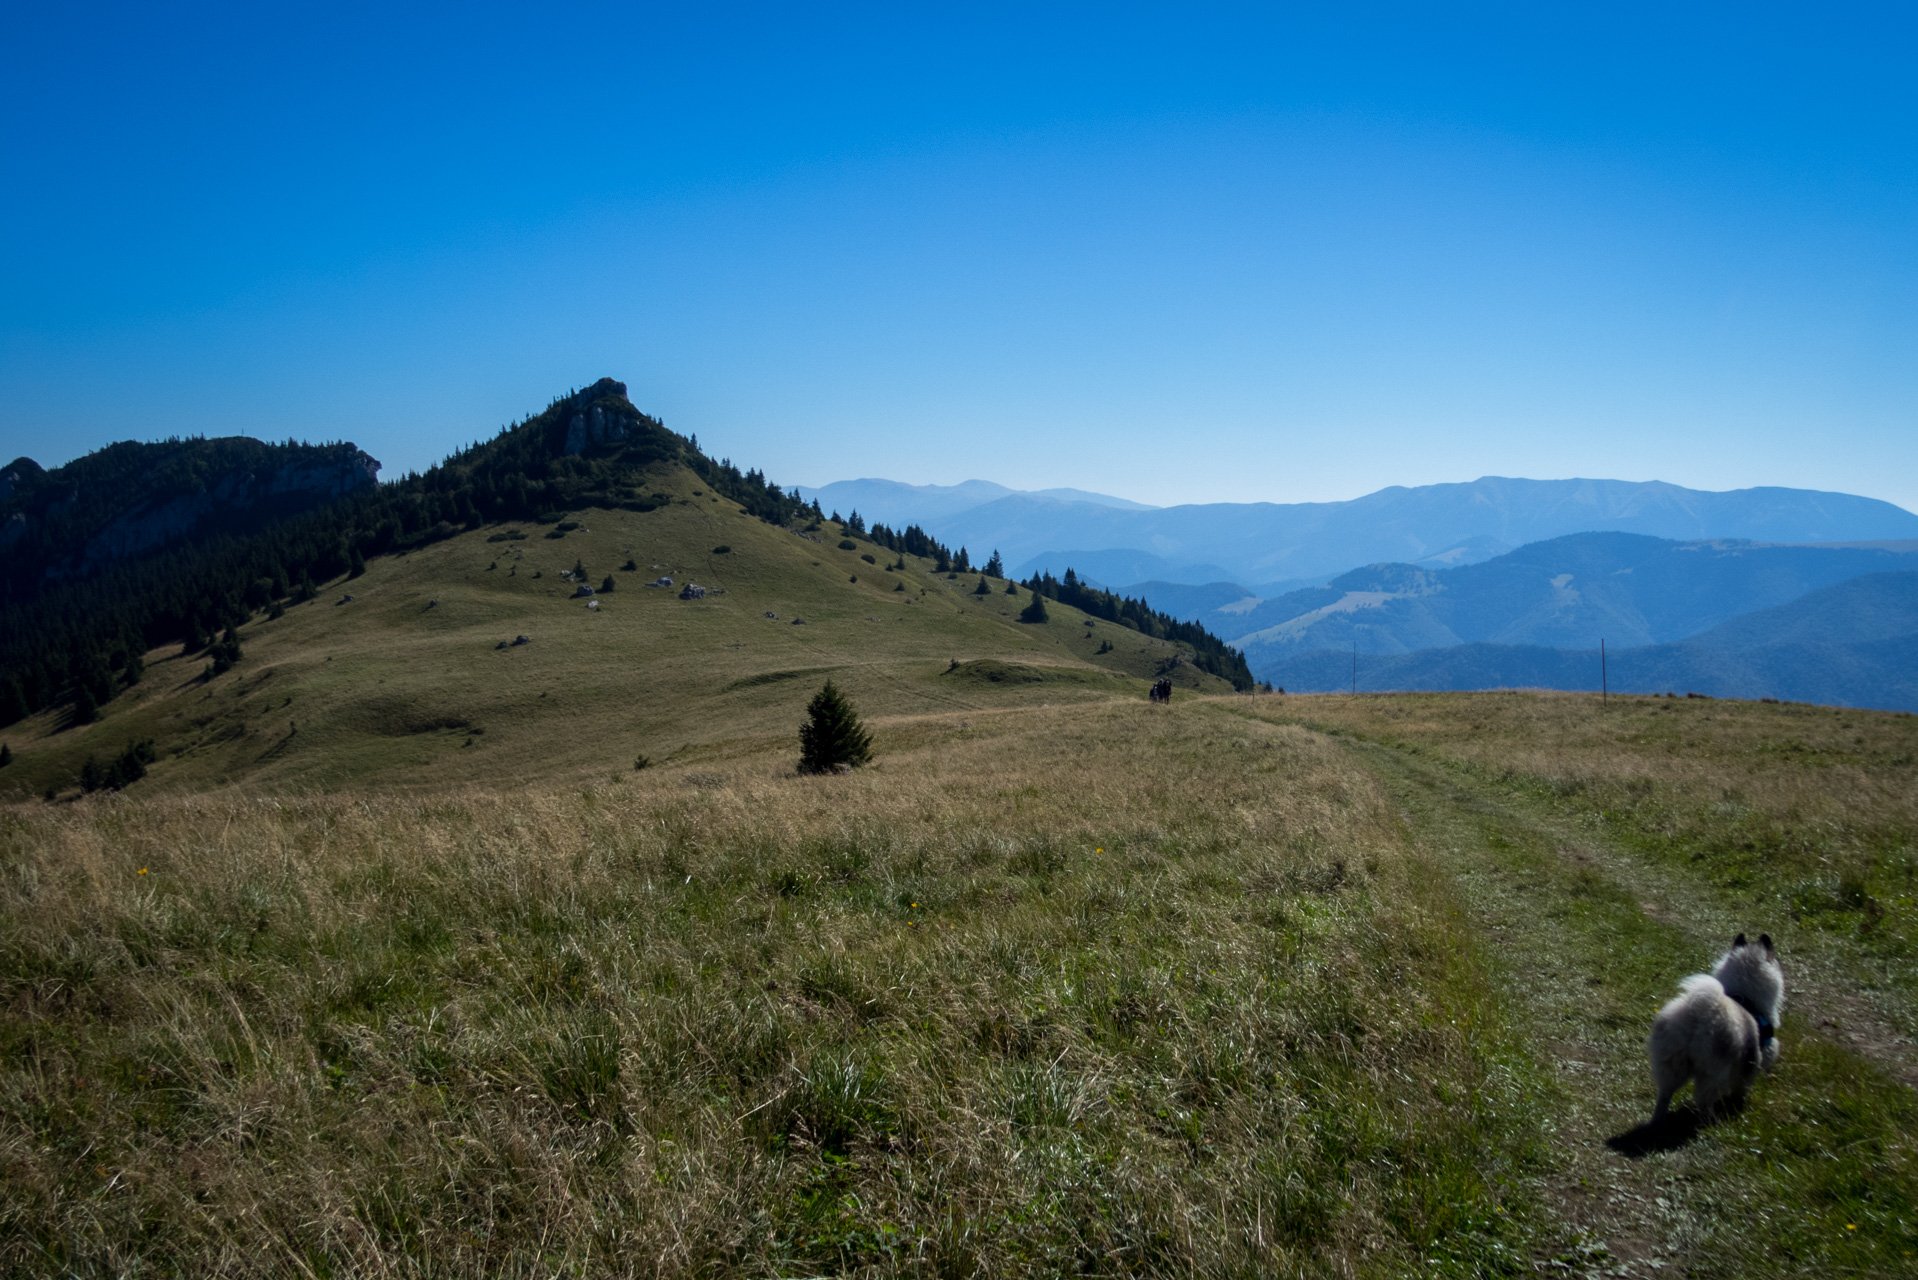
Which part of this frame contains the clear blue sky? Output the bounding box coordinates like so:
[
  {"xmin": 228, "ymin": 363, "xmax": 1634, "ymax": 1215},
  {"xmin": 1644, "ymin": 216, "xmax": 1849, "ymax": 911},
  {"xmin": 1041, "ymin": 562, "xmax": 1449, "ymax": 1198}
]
[{"xmin": 3, "ymin": 3, "xmax": 1915, "ymax": 510}]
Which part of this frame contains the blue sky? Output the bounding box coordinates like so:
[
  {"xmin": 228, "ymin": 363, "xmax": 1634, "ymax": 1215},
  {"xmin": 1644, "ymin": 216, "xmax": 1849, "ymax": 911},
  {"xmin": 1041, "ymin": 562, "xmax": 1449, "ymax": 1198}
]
[{"xmin": 3, "ymin": 3, "xmax": 1915, "ymax": 509}]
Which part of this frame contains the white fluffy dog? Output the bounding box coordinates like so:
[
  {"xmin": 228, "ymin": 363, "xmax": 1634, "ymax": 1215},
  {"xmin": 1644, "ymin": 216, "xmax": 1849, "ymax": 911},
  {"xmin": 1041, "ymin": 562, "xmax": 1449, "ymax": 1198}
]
[{"xmin": 1648, "ymin": 933, "xmax": 1783, "ymax": 1122}]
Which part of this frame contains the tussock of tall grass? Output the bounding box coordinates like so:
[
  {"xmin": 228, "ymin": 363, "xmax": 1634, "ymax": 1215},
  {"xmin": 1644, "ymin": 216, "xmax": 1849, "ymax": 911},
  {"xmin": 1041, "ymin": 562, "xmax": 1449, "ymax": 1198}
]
[{"xmin": 0, "ymin": 704, "xmax": 1545, "ymax": 1276}]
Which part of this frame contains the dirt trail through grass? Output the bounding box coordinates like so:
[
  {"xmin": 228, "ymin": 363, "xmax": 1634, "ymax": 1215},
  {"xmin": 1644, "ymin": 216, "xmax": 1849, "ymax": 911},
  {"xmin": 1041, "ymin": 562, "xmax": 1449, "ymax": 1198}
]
[{"xmin": 1343, "ymin": 736, "xmax": 1918, "ymax": 1278}]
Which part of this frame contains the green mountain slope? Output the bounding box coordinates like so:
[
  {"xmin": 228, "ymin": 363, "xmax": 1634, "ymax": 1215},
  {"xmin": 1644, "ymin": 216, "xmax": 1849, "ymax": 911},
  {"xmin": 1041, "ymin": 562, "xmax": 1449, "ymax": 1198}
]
[{"xmin": 0, "ymin": 407, "xmax": 1234, "ymax": 797}]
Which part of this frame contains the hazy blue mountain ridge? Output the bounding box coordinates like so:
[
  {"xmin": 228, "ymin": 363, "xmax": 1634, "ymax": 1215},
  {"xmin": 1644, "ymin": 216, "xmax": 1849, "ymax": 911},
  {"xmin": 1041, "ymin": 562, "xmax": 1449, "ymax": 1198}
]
[
  {"xmin": 1102, "ymin": 580, "xmax": 1267, "ymax": 623},
  {"xmin": 1682, "ymin": 572, "xmax": 1918, "ymax": 649},
  {"xmin": 1253, "ymin": 572, "xmax": 1918, "ymax": 712},
  {"xmin": 1011, "ymin": 548, "xmax": 1245, "ymax": 589},
  {"xmin": 1202, "ymin": 534, "xmax": 1918, "ymax": 658},
  {"xmin": 792, "ymin": 478, "xmax": 1154, "ymax": 532},
  {"xmin": 819, "ymin": 474, "xmax": 1918, "ymax": 586},
  {"xmin": 1258, "ymin": 634, "xmax": 1918, "ymax": 712}
]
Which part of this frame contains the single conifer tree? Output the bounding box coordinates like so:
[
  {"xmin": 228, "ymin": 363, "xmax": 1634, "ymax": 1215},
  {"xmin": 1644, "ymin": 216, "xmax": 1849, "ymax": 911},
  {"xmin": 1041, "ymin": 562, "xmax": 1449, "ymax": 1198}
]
[
  {"xmin": 600, "ymin": 574, "xmax": 616, "ymax": 593},
  {"xmin": 985, "ymin": 549, "xmax": 1004, "ymax": 578},
  {"xmin": 106, "ymin": 743, "xmax": 146, "ymax": 789},
  {"xmin": 123, "ymin": 649, "xmax": 144, "ymax": 687},
  {"xmin": 348, "ymin": 545, "xmax": 367, "ymax": 578},
  {"xmin": 0, "ymin": 743, "xmax": 12, "ymax": 767},
  {"xmin": 207, "ymin": 627, "xmax": 243, "ymax": 677},
  {"xmin": 973, "ymin": 576, "xmax": 991, "ymax": 595},
  {"xmin": 798, "ymin": 680, "xmax": 873, "ymax": 774},
  {"xmin": 73, "ymin": 686, "xmax": 99, "ymax": 725},
  {"xmin": 1020, "ymin": 590, "xmax": 1049, "ymax": 623},
  {"xmin": 1005, "ymin": 579, "xmax": 1018, "ymax": 595}
]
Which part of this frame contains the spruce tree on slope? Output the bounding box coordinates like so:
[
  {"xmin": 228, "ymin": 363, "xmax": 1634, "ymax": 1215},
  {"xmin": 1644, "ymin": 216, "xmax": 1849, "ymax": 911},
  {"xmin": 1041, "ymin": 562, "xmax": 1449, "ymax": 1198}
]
[{"xmin": 798, "ymin": 680, "xmax": 873, "ymax": 774}]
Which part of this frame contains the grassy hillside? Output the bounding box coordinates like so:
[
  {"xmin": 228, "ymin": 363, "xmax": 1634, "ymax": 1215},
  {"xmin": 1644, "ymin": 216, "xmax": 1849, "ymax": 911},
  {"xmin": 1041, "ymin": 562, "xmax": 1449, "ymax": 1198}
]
[
  {"xmin": 0, "ymin": 460, "xmax": 1231, "ymax": 799},
  {"xmin": 0, "ymin": 700, "xmax": 1557, "ymax": 1275},
  {"xmin": 5, "ymin": 692, "xmax": 1918, "ymax": 1275}
]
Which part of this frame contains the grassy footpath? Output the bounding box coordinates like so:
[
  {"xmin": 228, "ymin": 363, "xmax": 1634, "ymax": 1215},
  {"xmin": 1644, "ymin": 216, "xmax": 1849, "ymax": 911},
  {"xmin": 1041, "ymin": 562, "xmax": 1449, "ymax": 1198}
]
[
  {"xmin": 1233, "ymin": 694, "xmax": 1918, "ymax": 1276},
  {"xmin": 2, "ymin": 702, "xmax": 1558, "ymax": 1277},
  {"xmin": 1282, "ymin": 692, "xmax": 1918, "ymax": 1002}
]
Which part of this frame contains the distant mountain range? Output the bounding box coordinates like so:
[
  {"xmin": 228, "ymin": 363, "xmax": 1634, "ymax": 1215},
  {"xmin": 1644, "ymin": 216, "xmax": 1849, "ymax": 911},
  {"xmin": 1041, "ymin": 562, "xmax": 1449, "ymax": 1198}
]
[
  {"xmin": 804, "ymin": 474, "xmax": 1918, "ymax": 587},
  {"xmin": 1152, "ymin": 535, "xmax": 1918, "ymax": 711},
  {"xmin": 788, "ymin": 472, "xmax": 1918, "ymax": 710},
  {"xmin": 1202, "ymin": 533, "xmax": 1918, "ymax": 655},
  {"xmin": 1257, "ymin": 572, "xmax": 1918, "ymax": 712},
  {"xmin": 791, "ymin": 478, "xmax": 1154, "ymax": 530}
]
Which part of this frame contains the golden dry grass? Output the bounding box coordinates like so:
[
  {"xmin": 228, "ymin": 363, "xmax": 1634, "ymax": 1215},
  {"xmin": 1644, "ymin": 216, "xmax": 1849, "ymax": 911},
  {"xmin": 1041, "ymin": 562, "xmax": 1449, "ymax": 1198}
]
[
  {"xmin": 0, "ymin": 701, "xmax": 1547, "ymax": 1277},
  {"xmin": 1279, "ymin": 691, "xmax": 1918, "ymax": 971}
]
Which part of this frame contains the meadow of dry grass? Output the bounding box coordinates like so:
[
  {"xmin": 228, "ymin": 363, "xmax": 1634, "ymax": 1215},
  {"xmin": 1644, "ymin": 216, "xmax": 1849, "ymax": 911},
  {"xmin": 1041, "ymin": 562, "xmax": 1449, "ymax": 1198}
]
[
  {"xmin": 7, "ymin": 688, "xmax": 1917, "ymax": 1277},
  {"xmin": 0, "ymin": 701, "xmax": 1551, "ymax": 1277},
  {"xmin": 1285, "ymin": 691, "xmax": 1918, "ymax": 975}
]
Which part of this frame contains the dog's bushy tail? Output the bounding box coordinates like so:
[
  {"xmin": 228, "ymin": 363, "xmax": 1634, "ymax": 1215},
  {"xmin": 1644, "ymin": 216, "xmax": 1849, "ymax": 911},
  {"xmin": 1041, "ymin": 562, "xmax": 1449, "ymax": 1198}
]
[{"xmin": 1678, "ymin": 973, "xmax": 1724, "ymax": 999}]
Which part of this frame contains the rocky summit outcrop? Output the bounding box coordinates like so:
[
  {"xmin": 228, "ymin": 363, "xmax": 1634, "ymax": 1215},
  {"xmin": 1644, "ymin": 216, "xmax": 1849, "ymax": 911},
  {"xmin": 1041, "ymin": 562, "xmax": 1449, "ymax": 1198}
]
[
  {"xmin": 0, "ymin": 457, "xmax": 44, "ymax": 505},
  {"xmin": 560, "ymin": 379, "xmax": 648, "ymax": 455}
]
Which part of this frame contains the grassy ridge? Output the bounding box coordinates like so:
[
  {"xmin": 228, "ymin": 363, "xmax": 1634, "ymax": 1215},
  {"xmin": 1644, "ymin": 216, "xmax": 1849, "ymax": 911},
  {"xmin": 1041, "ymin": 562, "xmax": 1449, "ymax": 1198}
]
[
  {"xmin": 0, "ymin": 462, "xmax": 1232, "ymax": 799},
  {"xmin": 0, "ymin": 702, "xmax": 1552, "ymax": 1276}
]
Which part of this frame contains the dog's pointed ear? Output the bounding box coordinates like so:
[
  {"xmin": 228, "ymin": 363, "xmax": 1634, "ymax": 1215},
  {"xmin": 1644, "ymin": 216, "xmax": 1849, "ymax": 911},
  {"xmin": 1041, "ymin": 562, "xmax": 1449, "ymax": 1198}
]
[
  {"xmin": 1759, "ymin": 933, "xmax": 1773, "ymax": 953},
  {"xmin": 1735, "ymin": 932, "xmax": 1747, "ymax": 947}
]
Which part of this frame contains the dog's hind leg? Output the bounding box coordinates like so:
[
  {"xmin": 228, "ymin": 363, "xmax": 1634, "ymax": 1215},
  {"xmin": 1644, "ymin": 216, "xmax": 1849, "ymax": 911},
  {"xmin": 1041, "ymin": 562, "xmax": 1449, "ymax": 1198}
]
[{"xmin": 1648, "ymin": 1041, "xmax": 1688, "ymax": 1123}]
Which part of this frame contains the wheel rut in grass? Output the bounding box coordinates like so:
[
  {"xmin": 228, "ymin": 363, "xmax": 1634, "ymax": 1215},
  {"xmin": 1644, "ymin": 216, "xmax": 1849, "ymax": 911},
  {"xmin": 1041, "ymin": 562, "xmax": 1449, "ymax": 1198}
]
[
  {"xmin": 1400, "ymin": 748, "xmax": 1918, "ymax": 1090},
  {"xmin": 1346, "ymin": 738, "xmax": 1918, "ymax": 1279}
]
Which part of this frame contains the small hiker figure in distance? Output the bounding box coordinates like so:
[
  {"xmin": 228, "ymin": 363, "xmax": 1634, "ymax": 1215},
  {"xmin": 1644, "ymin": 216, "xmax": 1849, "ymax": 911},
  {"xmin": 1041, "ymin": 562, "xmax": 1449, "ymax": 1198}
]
[{"xmin": 1149, "ymin": 678, "xmax": 1172, "ymax": 704}]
